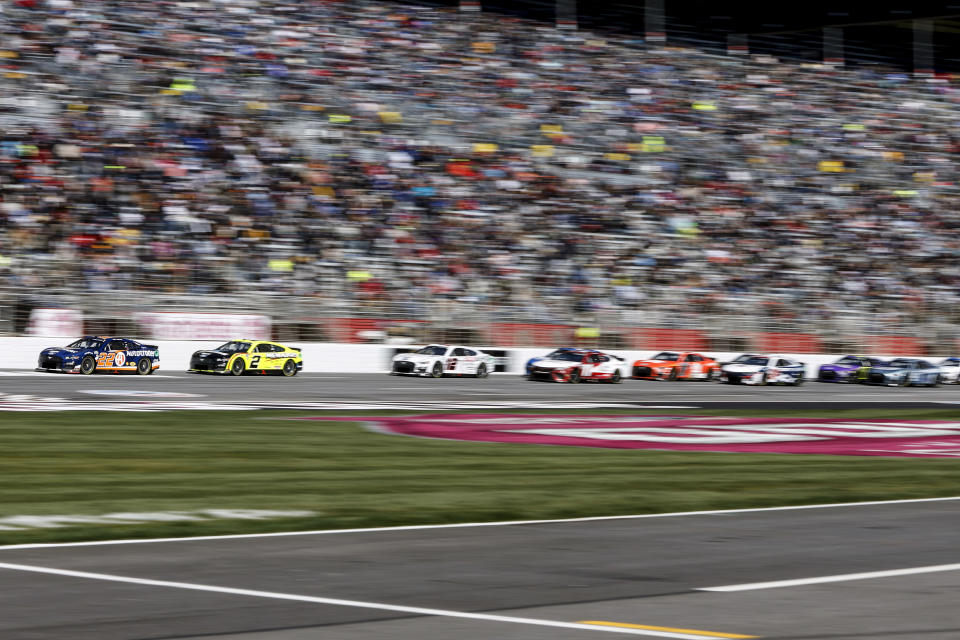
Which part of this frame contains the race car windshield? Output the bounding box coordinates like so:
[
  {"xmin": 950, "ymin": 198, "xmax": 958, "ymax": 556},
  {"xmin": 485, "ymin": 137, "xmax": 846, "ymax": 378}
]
[
  {"xmin": 67, "ymin": 338, "xmax": 102, "ymax": 349},
  {"xmin": 651, "ymin": 352, "xmax": 680, "ymax": 361},
  {"xmin": 415, "ymin": 346, "xmax": 448, "ymax": 355},
  {"xmin": 551, "ymin": 352, "xmax": 585, "ymax": 362},
  {"xmin": 733, "ymin": 355, "xmax": 769, "ymax": 366},
  {"xmin": 215, "ymin": 341, "xmax": 251, "ymax": 354},
  {"xmin": 835, "ymin": 357, "xmax": 864, "ymax": 365}
]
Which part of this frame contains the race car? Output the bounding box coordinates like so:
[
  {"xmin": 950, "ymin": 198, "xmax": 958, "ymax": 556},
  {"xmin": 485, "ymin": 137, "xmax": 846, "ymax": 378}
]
[
  {"xmin": 36, "ymin": 336, "xmax": 159, "ymax": 375},
  {"xmin": 863, "ymin": 358, "xmax": 942, "ymax": 387},
  {"xmin": 527, "ymin": 349, "xmax": 628, "ymax": 383},
  {"xmin": 719, "ymin": 354, "xmax": 805, "ymax": 385},
  {"xmin": 632, "ymin": 351, "xmax": 720, "ymax": 381},
  {"xmin": 816, "ymin": 355, "xmax": 888, "ymax": 383},
  {"xmin": 188, "ymin": 339, "xmax": 302, "ymax": 376},
  {"xmin": 525, "ymin": 347, "xmax": 580, "ymax": 376},
  {"xmin": 936, "ymin": 357, "xmax": 960, "ymax": 384},
  {"xmin": 390, "ymin": 344, "xmax": 496, "ymax": 377}
]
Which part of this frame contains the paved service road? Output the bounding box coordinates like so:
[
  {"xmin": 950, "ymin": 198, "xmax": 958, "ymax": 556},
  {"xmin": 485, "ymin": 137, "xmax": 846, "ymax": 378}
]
[
  {"xmin": 1, "ymin": 498, "xmax": 959, "ymax": 640},
  {"xmin": 2, "ymin": 371, "xmax": 960, "ymax": 406}
]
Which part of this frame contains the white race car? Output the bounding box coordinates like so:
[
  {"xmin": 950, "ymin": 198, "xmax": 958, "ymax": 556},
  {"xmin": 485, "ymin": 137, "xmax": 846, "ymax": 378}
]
[
  {"xmin": 527, "ymin": 349, "xmax": 629, "ymax": 383},
  {"xmin": 936, "ymin": 357, "xmax": 960, "ymax": 384},
  {"xmin": 390, "ymin": 344, "xmax": 496, "ymax": 378},
  {"xmin": 719, "ymin": 354, "xmax": 806, "ymax": 386}
]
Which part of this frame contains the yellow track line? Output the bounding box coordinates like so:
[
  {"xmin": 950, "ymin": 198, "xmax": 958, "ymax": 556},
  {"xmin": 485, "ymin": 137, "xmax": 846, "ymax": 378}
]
[{"xmin": 579, "ymin": 620, "xmax": 757, "ymax": 639}]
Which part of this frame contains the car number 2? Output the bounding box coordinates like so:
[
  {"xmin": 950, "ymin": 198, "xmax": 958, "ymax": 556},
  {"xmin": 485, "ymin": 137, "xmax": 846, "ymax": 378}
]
[{"xmin": 97, "ymin": 352, "xmax": 116, "ymax": 367}]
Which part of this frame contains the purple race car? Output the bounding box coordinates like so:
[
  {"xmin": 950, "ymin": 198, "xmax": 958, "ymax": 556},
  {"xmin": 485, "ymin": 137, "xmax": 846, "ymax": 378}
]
[{"xmin": 816, "ymin": 355, "xmax": 887, "ymax": 383}]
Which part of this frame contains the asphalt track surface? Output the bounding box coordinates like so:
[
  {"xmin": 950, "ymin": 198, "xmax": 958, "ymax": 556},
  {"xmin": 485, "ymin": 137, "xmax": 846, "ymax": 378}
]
[
  {"xmin": 2, "ymin": 371, "xmax": 960, "ymax": 639},
  {"xmin": 2, "ymin": 499, "xmax": 960, "ymax": 640},
  {"xmin": 3, "ymin": 370, "xmax": 960, "ymax": 407}
]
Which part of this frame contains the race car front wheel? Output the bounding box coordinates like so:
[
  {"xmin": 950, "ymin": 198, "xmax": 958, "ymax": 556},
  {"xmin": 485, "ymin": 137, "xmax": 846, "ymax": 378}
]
[
  {"xmin": 568, "ymin": 370, "xmax": 581, "ymax": 383},
  {"xmin": 609, "ymin": 370, "xmax": 622, "ymax": 384},
  {"xmin": 282, "ymin": 360, "xmax": 297, "ymax": 377},
  {"xmin": 80, "ymin": 356, "xmax": 96, "ymax": 375},
  {"xmin": 136, "ymin": 358, "xmax": 152, "ymax": 376},
  {"xmin": 430, "ymin": 362, "xmax": 443, "ymax": 378},
  {"xmin": 475, "ymin": 364, "xmax": 488, "ymax": 378},
  {"xmin": 231, "ymin": 358, "xmax": 245, "ymax": 376}
]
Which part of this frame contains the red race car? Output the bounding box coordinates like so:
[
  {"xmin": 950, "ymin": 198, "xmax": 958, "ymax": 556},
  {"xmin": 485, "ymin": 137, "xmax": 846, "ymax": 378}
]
[
  {"xmin": 527, "ymin": 349, "xmax": 628, "ymax": 383},
  {"xmin": 632, "ymin": 351, "xmax": 720, "ymax": 381}
]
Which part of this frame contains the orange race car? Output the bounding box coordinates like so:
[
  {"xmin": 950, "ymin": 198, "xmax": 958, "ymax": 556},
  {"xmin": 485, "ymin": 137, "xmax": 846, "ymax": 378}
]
[{"xmin": 632, "ymin": 351, "xmax": 720, "ymax": 381}]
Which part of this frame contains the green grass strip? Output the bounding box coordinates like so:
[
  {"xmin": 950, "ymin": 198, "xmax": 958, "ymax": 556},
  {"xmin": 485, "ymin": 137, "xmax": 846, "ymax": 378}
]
[{"xmin": 1, "ymin": 407, "xmax": 959, "ymax": 545}]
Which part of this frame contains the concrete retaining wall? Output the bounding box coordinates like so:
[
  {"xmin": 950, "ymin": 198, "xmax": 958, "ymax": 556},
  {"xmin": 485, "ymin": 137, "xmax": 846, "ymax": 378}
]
[{"xmin": 7, "ymin": 336, "xmax": 939, "ymax": 377}]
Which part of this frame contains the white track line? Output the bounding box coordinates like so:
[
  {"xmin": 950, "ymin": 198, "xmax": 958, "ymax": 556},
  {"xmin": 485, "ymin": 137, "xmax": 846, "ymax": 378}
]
[
  {"xmin": 0, "ymin": 561, "xmax": 721, "ymax": 640},
  {"xmin": 701, "ymin": 562, "xmax": 960, "ymax": 592},
  {"xmin": 2, "ymin": 496, "xmax": 958, "ymax": 551}
]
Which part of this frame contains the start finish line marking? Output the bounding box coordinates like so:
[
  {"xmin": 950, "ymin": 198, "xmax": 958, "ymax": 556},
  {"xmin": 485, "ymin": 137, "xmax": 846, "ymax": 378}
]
[{"xmin": 0, "ymin": 562, "xmax": 744, "ymax": 640}]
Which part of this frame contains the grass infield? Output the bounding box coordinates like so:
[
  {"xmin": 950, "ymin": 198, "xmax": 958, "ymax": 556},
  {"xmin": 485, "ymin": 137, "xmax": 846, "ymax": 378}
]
[{"xmin": 2, "ymin": 406, "xmax": 960, "ymax": 545}]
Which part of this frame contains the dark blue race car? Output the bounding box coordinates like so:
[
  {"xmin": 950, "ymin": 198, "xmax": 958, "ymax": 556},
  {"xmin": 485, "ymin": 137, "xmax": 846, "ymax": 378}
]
[
  {"xmin": 816, "ymin": 355, "xmax": 888, "ymax": 383},
  {"xmin": 36, "ymin": 336, "xmax": 160, "ymax": 375}
]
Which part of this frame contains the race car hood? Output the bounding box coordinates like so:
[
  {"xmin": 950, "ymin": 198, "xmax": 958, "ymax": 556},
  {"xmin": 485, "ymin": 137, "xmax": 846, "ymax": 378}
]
[
  {"xmin": 870, "ymin": 366, "xmax": 908, "ymax": 375},
  {"xmin": 533, "ymin": 359, "xmax": 582, "ymax": 369},
  {"xmin": 393, "ymin": 353, "xmax": 437, "ymax": 363},
  {"xmin": 722, "ymin": 363, "xmax": 764, "ymax": 373},
  {"xmin": 194, "ymin": 350, "xmax": 230, "ymax": 357},
  {"xmin": 819, "ymin": 364, "xmax": 858, "ymax": 373},
  {"xmin": 42, "ymin": 347, "xmax": 88, "ymax": 359}
]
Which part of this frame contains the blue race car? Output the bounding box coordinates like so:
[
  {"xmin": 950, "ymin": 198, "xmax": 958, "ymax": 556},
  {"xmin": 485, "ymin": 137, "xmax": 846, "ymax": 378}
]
[
  {"xmin": 37, "ymin": 336, "xmax": 159, "ymax": 375},
  {"xmin": 863, "ymin": 358, "xmax": 941, "ymax": 387},
  {"xmin": 816, "ymin": 355, "xmax": 888, "ymax": 383}
]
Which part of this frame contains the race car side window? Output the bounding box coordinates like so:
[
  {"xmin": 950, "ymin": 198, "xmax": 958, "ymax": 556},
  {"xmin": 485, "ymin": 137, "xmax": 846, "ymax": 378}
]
[
  {"xmin": 108, "ymin": 340, "xmax": 125, "ymax": 350},
  {"xmin": 463, "ymin": 349, "xmax": 477, "ymax": 356},
  {"xmin": 452, "ymin": 348, "xmax": 468, "ymax": 356},
  {"xmin": 777, "ymin": 359, "xmax": 791, "ymax": 367},
  {"xmin": 685, "ymin": 354, "xmax": 698, "ymax": 361},
  {"xmin": 255, "ymin": 344, "xmax": 272, "ymax": 353}
]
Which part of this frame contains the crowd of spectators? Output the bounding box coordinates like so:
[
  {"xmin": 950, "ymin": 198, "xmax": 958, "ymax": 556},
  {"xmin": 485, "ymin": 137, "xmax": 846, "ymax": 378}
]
[{"xmin": 2, "ymin": 0, "xmax": 960, "ymax": 335}]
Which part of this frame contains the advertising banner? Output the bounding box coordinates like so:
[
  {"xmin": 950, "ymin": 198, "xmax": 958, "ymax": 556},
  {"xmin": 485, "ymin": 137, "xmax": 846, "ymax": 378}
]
[
  {"xmin": 26, "ymin": 308, "xmax": 83, "ymax": 337},
  {"xmin": 134, "ymin": 312, "xmax": 271, "ymax": 341}
]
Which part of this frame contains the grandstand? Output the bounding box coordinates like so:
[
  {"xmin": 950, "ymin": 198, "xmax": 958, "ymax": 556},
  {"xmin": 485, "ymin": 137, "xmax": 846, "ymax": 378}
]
[{"xmin": 2, "ymin": 0, "xmax": 960, "ymax": 355}]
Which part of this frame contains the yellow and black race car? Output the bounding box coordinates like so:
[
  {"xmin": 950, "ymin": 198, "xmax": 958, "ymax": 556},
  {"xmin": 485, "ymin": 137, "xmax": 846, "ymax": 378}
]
[{"xmin": 188, "ymin": 339, "xmax": 303, "ymax": 376}]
